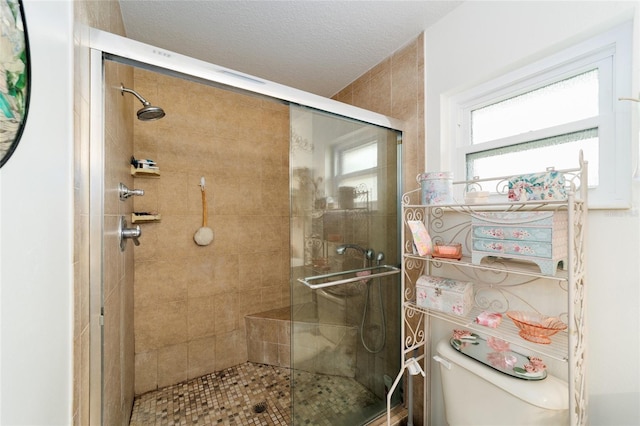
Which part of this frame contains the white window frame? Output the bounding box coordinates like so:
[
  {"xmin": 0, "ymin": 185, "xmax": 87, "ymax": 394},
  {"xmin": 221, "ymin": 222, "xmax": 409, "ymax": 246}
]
[
  {"xmin": 332, "ymin": 132, "xmax": 379, "ymax": 207},
  {"xmin": 447, "ymin": 22, "xmax": 633, "ymax": 209}
]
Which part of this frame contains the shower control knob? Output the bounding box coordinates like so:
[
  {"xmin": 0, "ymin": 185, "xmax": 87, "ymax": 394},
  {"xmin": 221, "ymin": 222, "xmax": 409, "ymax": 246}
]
[
  {"xmin": 119, "ymin": 216, "xmax": 142, "ymax": 251},
  {"xmin": 119, "ymin": 183, "xmax": 145, "ymax": 201},
  {"xmin": 122, "ymin": 225, "xmax": 141, "ymax": 244}
]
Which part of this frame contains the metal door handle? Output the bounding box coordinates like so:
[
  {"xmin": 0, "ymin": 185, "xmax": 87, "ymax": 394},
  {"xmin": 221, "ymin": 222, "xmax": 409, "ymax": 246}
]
[{"xmin": 298, "ymin": 265, "xmax": 400, "ymax": 289}]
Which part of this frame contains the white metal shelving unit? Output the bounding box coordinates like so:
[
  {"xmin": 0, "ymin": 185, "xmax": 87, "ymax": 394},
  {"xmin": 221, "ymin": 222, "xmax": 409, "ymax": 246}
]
[{"xmin": 397, "ymin": 154, "xmax": 588, "ymax": 425}]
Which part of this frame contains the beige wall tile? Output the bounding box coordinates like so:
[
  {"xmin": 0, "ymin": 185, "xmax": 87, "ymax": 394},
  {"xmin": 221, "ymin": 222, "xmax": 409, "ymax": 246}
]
[
  {"xmin": 257, "ymin": 216, "xmax": 289, "ymax": 253},
  {"xmin": 187, "ymin": 253, "xmax": 238, "ymax": 298},
  {"xmin": 157, "ymin": 343, "xmax": 188, "ymax": 388},
  {"xmin": 278, "ymin": 343, "xmax": 290, "ymax": 368},
  {"xmin": 391, "ymin": 43, "xmax": 419, "ymax": 121},
  {"xmin": 237, "ymin": 250, "xmax": 282, "ymax": 288},
  {"xmin": 237, "ymin": 252, "xmax": 264, "ymax": 287},
  {"xmin": 208, "ymin": 214, "xmax": 241, "ymax": 254},
  {"xmin": 263, "ymin": 342, "xmax": 279, "ymax": 366},
  {"xmin": 187, "ymin": 337, "xmax": 216, "ymax": 380},
  {"xmin": 369, "ymin": 59, "xmax": 392, "ymax": 117},
  {"xmin": 215, "ymin": 330, "xmax": 247, "ymax": 371},
  {"xmin": 213, "ymin": 292, "xmax": 238, "ymax": 333},
  {"xmin": 352, "ymin": 74, "xmax": 373, "ymax": 112},
  {"xmin": 246, "ymin": 336, "xmax": 263, "ymax": 364},
  {"xmin": 245, "ymin": 317, "xmax": 260, "ymax": 341},
  {"xmin": 134, "ymin": 351, "xmax": 158, "ymax": 395},
  {"xmin": 261, "ymin": 319, "xmax": 279, "ymax": 344},
  {"xmin": 277, "ymin": 320, "xmax": 290, "ymax": 346},
  {"xmin": 237, "ymin": 288, "xmax": 264, "ymax": 322},
  {"xmin": 188, "ymin": 296, "xmax": 216, "ymax": 339},
  {"xmin": 156, "ymin": 170, "xmax": 189, "ymax": 215},
  {"xmin": 135, "ymin": 301, "xmax": 188, "ymax": 352},
  {"xmin": 131, "ymin": 220, "xmax": 160, "ymax": 262},
  {"xmin": 261, "ymin": 285, "xmax": 284, "ymax": 312},
  {"xmin": 135, "ymin": 260, "xmax": 188, "ymax": 307},
  {"xmin": 154, "ymin": 215, "xmax": 202, "ymax": 256}
]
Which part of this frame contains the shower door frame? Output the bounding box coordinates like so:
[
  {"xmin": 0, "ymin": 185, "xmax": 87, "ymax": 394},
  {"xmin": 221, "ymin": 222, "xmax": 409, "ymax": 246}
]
[{"xmin": 88, "ymin": 27, "xmax": 405, "ymax": 425}]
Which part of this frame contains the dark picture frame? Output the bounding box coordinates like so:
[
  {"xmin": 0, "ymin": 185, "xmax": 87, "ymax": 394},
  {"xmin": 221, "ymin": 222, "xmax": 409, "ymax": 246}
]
[{"xmin": 0, "ymin": 0, "xmax": 30, "ymax": 169}]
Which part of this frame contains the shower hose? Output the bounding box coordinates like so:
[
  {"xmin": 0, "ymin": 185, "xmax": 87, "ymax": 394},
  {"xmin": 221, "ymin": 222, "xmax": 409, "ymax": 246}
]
[{"xmin": 360, "ymin": 275, "xmax": 386, "ymax": 354}]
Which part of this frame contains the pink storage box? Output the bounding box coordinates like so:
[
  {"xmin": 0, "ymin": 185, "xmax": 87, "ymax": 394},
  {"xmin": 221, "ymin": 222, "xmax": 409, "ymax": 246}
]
[{"xmin": 416, "ymin": 275, "xmax": 473, "ymax": 316}]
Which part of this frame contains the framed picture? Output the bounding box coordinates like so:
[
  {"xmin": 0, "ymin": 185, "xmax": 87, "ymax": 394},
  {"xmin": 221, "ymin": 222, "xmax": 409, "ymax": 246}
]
[{"xmin": 0, "ymin": 0, "xmax": 30, "ymax": 169}]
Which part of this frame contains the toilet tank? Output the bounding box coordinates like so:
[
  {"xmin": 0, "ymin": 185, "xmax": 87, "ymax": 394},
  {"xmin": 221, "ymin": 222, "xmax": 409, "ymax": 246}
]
[{"xmin": 435, "ymin": 338, "xmax": 569, "ymax": 426}]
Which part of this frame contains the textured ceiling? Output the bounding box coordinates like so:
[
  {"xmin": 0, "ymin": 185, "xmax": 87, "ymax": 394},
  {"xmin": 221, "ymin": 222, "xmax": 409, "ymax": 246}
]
[{"xmin": 119, "ymin": 1, "xmax": 463, "ymax": 97}]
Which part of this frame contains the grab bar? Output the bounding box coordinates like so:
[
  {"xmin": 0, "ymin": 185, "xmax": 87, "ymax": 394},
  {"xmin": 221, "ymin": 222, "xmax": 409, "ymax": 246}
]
[{"xmin": 298, "ymin": 265, "xmax": 401, "ymax": 290}]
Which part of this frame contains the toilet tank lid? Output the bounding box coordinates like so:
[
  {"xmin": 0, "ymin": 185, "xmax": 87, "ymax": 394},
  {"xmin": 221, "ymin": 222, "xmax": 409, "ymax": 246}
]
[{"xmin": 436, "ymin": 338, "xmax": 569, "ymax": 410}]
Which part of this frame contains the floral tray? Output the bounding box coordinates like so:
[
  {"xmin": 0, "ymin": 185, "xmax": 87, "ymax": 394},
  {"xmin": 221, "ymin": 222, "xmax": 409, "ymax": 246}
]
[{"xmin": 450, "ymin": 333, "xmax": 547, "ymax": 381}]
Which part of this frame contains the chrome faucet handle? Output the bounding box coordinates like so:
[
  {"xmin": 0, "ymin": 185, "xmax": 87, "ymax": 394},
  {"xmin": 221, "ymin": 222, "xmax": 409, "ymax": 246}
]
[
  {"xmin": 119, "ymin": 216, "xmax": 142, "ymax": 251},
  {"xmin": 365, "ymin": 249, "xmax": 375, "ymax": 261},
  {"xmin": 122, "ymin": 225, "xmax": 141, "ymax": 245},
  {"xmin": 119, "ymin": 183, "xmax": 145, "ymax": 201}
]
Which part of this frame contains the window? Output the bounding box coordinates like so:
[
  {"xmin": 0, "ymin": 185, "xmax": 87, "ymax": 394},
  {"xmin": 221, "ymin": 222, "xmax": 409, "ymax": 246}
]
[
  {"xmin": 334, "ymin": 139, "xmax": 379, "ymax": 205},
  {"xmin": 450, "ymin": 22, "xmax": 633, "ymax": 208}
]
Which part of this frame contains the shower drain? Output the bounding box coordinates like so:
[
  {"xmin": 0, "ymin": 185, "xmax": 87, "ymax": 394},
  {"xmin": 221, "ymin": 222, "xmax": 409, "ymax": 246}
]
[{"xmin": 253, "ymin": 401, "xmax": 267, "ymax": 414}]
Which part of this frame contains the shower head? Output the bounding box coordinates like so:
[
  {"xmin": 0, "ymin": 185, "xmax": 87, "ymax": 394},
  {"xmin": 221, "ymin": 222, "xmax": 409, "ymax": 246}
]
[
  {"xmin": 120, "ymin": 84, "xmax": 165, "ymax": 121},
  {"xmin": 137, "ymin": 105, "xmax": 165, "ymax": 121}
]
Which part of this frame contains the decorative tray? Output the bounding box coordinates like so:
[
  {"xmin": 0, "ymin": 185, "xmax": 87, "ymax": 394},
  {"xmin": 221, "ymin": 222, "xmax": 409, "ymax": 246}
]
[{"xmin": 450, "ymin": 333, "xmax": 547, "ymax": 381}]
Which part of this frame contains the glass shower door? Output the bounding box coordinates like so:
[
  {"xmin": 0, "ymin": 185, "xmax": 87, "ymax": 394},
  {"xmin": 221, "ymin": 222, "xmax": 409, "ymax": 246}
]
[{"xmin": 290, "ymin": 105, "xmax": 402, "ymax": 425}]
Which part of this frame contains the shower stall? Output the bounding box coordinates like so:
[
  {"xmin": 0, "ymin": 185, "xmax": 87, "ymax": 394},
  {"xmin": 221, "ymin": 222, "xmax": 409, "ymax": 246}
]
[{"xmin": 89, "ymin": 29, "xmax": 403, "ymax": 425}]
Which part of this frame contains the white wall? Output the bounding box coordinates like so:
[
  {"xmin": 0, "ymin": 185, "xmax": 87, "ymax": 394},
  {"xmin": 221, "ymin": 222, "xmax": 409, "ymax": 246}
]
[
  {"xmin": 0, "ymin": 1, "xmax": 74, "ymax": 424},
  {"xmin": 424, "ymin": 1, "xmax": 639, "ymax": 425}
]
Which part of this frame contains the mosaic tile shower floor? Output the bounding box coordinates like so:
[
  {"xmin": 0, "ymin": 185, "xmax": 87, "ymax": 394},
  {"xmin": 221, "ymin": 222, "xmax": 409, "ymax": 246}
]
[{"xmin": 129, "ymin": 362, "xmax": 382, "ymax": 426}]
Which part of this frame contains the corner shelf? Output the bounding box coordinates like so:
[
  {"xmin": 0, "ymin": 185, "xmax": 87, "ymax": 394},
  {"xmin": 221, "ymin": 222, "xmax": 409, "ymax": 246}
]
[
  {"xmin": 132, "ymin": 213, "xmax": 161, "ymax": 223},
  {"xmin": 130, "ymin": 165, "xmax": 160, "ymax": 177}
]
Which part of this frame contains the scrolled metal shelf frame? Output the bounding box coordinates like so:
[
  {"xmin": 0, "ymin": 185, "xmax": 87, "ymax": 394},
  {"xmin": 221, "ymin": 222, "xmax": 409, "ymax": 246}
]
[{"xmin": 394, "ymin": 153, "xmax": 588, "ymax": 425}]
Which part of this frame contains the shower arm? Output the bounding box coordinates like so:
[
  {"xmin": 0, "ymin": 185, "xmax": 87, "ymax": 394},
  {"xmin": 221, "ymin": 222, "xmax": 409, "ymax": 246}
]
[{"xmin": 121, "ymin": 85, "xmax": 151, "ymax": 106}]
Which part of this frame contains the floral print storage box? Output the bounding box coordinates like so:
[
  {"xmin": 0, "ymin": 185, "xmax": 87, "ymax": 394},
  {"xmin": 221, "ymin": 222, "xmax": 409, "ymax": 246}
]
[
  {"xmin": 508, "ymin": 170, "xmax": 567, "ymax": 202},
  {"xmin": 471, "ymin": 211, "xmax": 567, "ymax": 276},
  {"xmin": 416, "ymin": 275, "xmax": 473, "ymax": 316}
]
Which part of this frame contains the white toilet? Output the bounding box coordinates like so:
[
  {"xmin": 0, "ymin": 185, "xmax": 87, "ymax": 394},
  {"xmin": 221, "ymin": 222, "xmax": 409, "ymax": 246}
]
[{"xmin": 435, "ymin": 338, "xmax": 569, "ymax": 426}]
